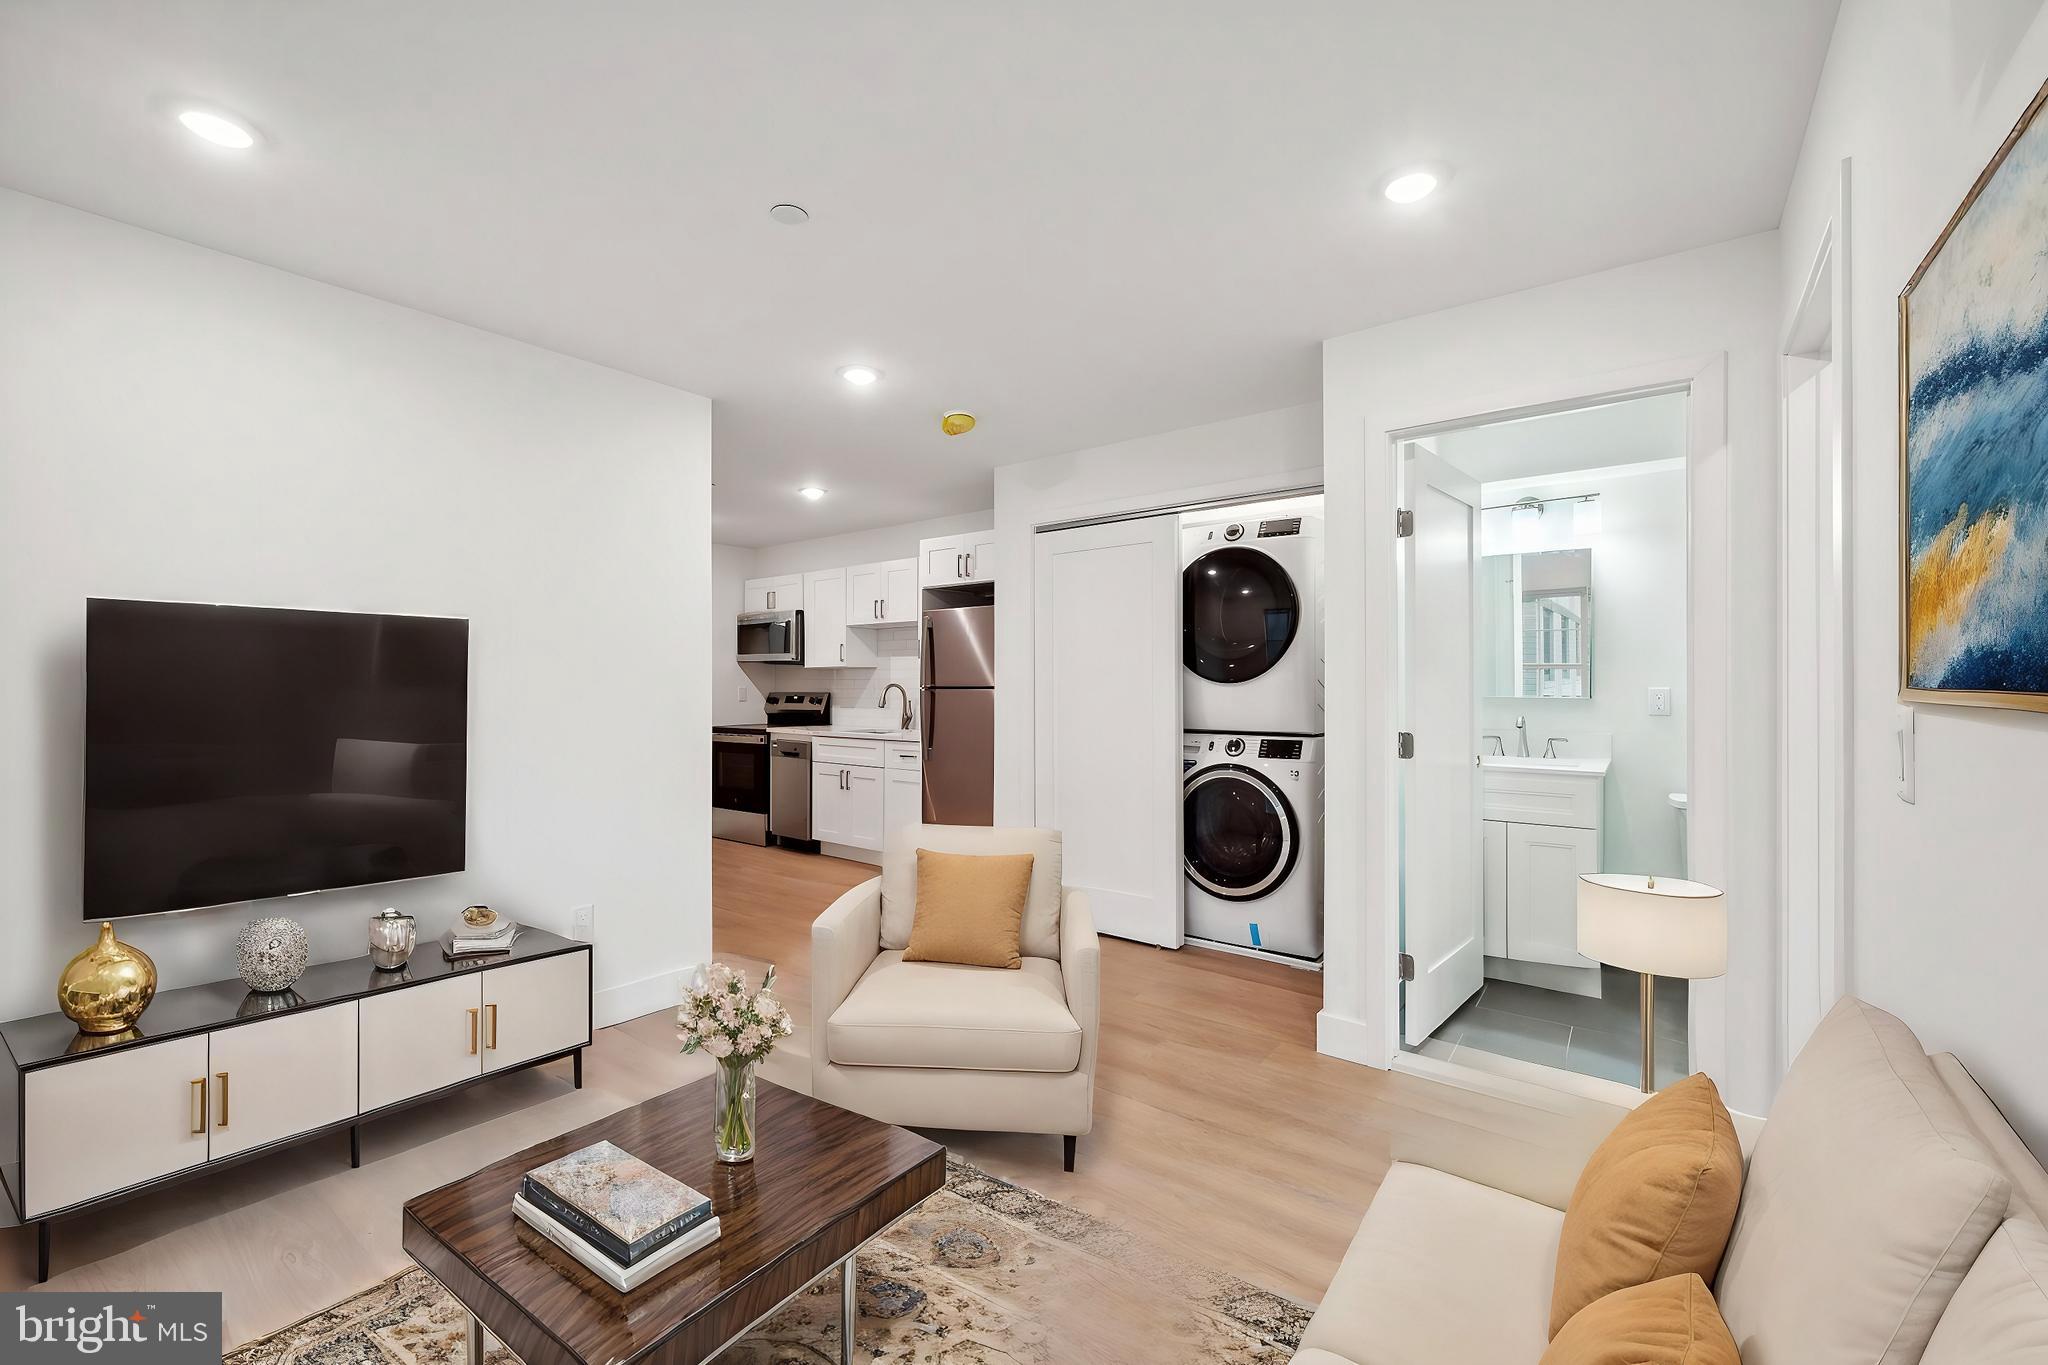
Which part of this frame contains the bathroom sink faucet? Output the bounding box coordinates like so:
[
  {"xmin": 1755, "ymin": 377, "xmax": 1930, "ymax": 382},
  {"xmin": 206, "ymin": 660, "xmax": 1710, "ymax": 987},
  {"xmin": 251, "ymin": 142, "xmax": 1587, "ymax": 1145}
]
[
  {"xmin": 1515, "ymin": 715, "xmax": 1529, "ymax": 757},
  {"xmin": 880, "ymin": 682, "xmax": 912, "ymax": 731},
  {"xmin": 1482, "ymin": 734, "xmax": 1505, "ymax": 756},
  {"xmin": 1543, "ymin": 737, "xmax": 1569, "ymax": 758}
]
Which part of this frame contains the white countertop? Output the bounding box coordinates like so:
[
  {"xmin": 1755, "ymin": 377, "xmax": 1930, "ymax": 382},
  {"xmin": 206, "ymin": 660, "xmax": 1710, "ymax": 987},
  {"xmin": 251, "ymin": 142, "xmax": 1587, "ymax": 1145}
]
[
  {"xmin": 774, "ymin": 726, "xmax": 920, "ymax": 742},
  {"xmin": 1481, "ymin": 754, "xmax": 1612, "ymax": 777}
]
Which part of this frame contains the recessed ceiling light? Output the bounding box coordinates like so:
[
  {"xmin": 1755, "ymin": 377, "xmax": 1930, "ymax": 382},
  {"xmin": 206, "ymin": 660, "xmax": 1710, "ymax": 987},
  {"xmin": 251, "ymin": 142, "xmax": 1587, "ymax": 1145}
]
[
  {"xmin": 768, "ymin": 203, "xmax": 809, "ymax": 225},
  {"xmin": 176, "ymin": 107, "xmax": 257, "ymax": 150},
  {"xmin": 798, "ymin": 486, "xmax": 827, "ymax": 501},
  {"xmin": 837, "ymin": 365, "xmax": 880, "ymax": 387},
  {"xmin": 1382, "ymin": 169, "xmax": 1439, "ymax": 204}
]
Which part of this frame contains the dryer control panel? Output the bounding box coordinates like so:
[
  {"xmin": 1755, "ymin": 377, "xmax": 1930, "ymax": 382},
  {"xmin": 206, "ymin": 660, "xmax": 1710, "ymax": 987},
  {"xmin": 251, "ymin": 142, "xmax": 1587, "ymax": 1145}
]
[{"xmin": 1257, "ymin": 738, "xmax": 1303, "ymax": 760}]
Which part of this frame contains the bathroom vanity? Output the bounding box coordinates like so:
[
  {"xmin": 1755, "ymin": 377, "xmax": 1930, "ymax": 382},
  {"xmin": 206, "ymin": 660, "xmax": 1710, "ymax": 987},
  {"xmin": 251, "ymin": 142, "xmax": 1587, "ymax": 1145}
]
[{"xmin": 1481, "ymin": 753, "xmax": 1609, "ymax": 997}]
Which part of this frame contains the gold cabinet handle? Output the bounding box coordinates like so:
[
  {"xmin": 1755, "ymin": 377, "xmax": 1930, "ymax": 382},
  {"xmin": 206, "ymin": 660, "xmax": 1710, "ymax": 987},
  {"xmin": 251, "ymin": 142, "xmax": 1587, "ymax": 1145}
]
[
  {"xmin": 467, "ymin": 1006, "xmax": 480, "ymax": 1055},
  {"xmin": 485, "ymin": 1002, "xmax": 499, "ymax": 1051},
  {"xmin": 190, "ymin": 1078, "xmax": 206, "ymax": 1135},
  {"xmin": 215, "ymin": 1071, "xmax": 230, "ymax": 1128}
]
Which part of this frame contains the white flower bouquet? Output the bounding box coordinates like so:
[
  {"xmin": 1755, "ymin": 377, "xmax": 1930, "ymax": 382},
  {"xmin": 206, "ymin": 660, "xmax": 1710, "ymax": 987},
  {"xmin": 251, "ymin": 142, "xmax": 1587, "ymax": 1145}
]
[{"xmin": 677, "ymin": 962, "xmax": 793, "ymax": 1160}]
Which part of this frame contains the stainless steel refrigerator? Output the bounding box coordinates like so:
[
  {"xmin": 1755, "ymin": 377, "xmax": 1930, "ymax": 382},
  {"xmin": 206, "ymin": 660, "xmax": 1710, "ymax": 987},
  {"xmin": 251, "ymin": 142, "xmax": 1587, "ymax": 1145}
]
[{"xmin": 921, "ymin": 605, "xmax": 995, "ymax": 825}]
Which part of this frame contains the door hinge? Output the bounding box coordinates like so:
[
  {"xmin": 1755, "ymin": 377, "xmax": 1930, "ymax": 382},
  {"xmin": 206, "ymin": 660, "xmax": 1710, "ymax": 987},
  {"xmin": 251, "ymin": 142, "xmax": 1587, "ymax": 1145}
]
[
  {"xmin": 1395, "ymin": 508, "xmax": 1415, "ymax": 538},
  {"xmin": 1396, "ymin": 731, "xmax": 1415, "ymax": 759},
  {"xmin": 1398, "ymin": 953, "xmax": 1416, "ymax": 982}
]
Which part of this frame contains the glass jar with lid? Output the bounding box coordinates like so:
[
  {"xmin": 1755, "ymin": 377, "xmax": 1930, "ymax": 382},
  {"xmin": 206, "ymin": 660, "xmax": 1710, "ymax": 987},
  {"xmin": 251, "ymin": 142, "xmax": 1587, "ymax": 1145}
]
[{"xmin": 368, "ymin": 908, "xmax": 417, "ymax": 970}]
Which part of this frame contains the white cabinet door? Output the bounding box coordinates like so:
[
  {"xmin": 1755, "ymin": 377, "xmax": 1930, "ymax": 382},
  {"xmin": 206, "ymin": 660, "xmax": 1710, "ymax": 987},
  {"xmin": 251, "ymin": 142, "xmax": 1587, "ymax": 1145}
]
[
  {"xmin": 207, "ymin": 1003, "xmax": 358, "ymax": 1160},
  {"xmin": 879, "ymin": 558, "xmax": 919, "ymax": 624},
  {"xmin": 920, "ymin": 535, "xmax": 966, "ymax": 587},
  {"xmin": 1506, "ymin": 822, "xmax": 1600, "ymax": 968},
  {"xmin": 847, "ymin": 562, "xmax": 886, "ymax": 625},
  {"xmin": 1483, "ymin": 820, "xmax": 1508, "ymax": 957},
  {"xmin": 482, "ymin": 951, "xmax": 591, "ymax": 1074},
  {"xmin": 22, "ymin": 1035, "xmax": 210, "ymax": 1217},
  {"xmin": 813, "ymin": 763, "xmax": 852, "ymax": 844},
  {"xmin": 744, "ymin": 574, "xmax": 802, "ymax": 613},
  {"xmin": 842, "ymin": 764, "xmax": 886, "ymax": 850},
  {"xmin": 801, "ymin": 567, "xmax": 874, "ymax": 668},
  {"xmin": 963, "ymin": 529, "xmax": 997, "ymax": 584},
  {"xmin": 360, "ymin": 974, "xmax": 483, "ymax": 1112},
  {"xmin": 885, "ymin": 767, "xmax": 922, "ymax": 839}
]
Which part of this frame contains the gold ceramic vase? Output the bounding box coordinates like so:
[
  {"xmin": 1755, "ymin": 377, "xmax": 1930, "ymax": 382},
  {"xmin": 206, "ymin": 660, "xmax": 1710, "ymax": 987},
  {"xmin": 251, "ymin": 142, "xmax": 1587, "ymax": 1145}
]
[{"xmin": 58, "ymin": 922, "xmax": 157, "ymax": 1034}]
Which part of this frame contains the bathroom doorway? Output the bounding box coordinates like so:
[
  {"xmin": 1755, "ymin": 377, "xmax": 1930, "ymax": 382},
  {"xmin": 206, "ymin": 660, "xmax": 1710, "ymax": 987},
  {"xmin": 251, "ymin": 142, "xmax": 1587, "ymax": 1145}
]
[{"xmin": 1397, "ymin": 390, "xmax": 1693, "ymax": 1091}]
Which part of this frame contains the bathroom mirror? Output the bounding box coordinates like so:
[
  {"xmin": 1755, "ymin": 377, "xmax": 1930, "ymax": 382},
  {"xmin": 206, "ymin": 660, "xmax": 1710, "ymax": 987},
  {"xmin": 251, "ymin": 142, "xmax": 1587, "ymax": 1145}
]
[{"xmin": 1479, "ymin": 548, "xmax": 1593, "ymax": 699}]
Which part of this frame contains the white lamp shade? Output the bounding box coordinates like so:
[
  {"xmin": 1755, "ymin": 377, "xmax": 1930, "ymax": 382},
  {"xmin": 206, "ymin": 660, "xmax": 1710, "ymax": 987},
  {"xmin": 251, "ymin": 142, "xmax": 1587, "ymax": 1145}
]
[{"xmin": 1577, "ymin": 873, "xmax": 1727, "ymax": 979}]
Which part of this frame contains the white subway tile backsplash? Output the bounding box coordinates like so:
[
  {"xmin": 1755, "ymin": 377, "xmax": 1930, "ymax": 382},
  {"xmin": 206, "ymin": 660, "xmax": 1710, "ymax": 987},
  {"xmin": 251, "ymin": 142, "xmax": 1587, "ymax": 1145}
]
[{"xmin": 743, "ymin": 626, "xmax": 923, "ymax": 725}]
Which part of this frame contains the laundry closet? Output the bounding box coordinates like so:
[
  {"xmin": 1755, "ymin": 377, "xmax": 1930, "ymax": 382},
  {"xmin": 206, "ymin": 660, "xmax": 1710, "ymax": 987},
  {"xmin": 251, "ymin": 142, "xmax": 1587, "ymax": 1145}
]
[{"xmin": 1031, "ymin": 490, "xmax": 1326, "ymax": 971}]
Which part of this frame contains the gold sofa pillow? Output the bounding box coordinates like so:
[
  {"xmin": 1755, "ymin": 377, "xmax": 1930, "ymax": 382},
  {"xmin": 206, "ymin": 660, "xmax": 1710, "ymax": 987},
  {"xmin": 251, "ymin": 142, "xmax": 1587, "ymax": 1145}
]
[
  {"xmin": 1550, "ymin": 1072, "xmax": 1744, "ymax": 1337},
  {"xmin": 903, "ymin": 849, "xmax": 1036, "ymax": 969},
  {"xmin": 1542, "ymin": 1275, "xmax": 1740, "ymax": 1365}
]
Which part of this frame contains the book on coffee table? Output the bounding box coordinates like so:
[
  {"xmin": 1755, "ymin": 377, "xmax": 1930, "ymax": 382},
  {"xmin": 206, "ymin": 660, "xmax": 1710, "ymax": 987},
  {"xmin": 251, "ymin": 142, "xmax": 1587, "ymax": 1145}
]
[
  {"xmin": 514, "ymin": 1193, "xmax": 721, "ymax": 1292},
  {"xmin": 522, "ymin": 1140, "xmax": 714, "ymax": 1266}
]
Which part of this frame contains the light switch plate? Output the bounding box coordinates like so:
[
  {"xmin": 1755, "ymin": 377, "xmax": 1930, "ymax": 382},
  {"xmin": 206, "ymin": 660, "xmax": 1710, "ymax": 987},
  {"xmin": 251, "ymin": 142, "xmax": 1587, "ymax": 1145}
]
[
  {"xmin": 1647, "ymin": 686, "xmax": 1673, "ymax": 716},
  {"xmin": 571, "ymin": 904, "xmax": 595, "ymax": 941},
  {"xmin": 737, "ymin": 683, "xmax": 749, "ymax": 702}
]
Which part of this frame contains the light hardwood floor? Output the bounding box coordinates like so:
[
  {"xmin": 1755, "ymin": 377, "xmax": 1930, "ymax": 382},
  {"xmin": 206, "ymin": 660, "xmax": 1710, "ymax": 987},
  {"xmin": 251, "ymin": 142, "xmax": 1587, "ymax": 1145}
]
[{"xmin": 2, "ymin": 839, "xmax": 1614, "ymax": 1345}]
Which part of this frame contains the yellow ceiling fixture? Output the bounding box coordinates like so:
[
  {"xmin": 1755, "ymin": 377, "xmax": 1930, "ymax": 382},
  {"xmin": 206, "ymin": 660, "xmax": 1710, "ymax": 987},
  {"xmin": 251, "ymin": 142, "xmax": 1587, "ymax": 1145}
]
[{"xmin": 941, "ymin": 411, "xmax": 977, "ymax": 436}]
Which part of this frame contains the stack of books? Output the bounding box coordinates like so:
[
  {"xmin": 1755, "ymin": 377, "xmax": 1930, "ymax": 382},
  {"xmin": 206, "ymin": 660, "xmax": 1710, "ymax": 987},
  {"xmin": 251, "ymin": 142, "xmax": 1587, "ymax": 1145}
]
[
  {"xmin": 513, "ymin": 1140, "xmax": 719, "ymax": 1292},
  {"xmin": 442, "ymin": 916, "xmax": 519, "ymax": 960}
]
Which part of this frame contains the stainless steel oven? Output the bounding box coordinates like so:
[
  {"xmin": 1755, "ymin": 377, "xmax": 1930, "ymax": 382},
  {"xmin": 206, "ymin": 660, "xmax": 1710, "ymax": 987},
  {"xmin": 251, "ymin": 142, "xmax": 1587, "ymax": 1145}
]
[
  {"xmin": 737, "ymin": 610, "xmax": 804, "ymax": 663},
  {"xmin": 711, "ymin": 727, "xmax": 770, "ymax": 844}
]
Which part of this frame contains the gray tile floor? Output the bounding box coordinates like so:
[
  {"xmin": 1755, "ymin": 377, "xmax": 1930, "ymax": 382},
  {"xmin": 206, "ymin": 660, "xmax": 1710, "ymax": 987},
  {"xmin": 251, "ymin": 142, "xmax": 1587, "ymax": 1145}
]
[{"xmin": 1422, "ymin": 966, "xmax": 1691, "ymax": 1089}]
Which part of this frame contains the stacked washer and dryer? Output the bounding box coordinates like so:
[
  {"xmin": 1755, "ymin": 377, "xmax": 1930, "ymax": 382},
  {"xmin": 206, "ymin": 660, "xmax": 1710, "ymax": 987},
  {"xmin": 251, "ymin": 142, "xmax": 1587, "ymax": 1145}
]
[{"xmin": 1181, "ymin": 512, "xmax": 1325, "ymax": 965}]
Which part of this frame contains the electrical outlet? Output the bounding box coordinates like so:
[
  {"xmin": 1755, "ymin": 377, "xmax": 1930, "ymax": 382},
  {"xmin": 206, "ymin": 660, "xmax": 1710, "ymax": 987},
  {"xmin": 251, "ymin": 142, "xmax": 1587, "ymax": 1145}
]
[
  {"xmin": 571, "ymin": 903, "xmax": 595, "ymax": 941},
  {"xmin": 1647, "ymin": 686, "xmax": 1673, "ymax": 716}
]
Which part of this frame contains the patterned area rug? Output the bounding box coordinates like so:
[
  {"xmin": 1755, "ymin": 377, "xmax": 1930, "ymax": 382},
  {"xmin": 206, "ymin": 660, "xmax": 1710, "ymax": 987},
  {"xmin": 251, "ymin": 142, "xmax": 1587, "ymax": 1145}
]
[{"xmin": 225, "ymin": 1157, "xmax": 1310, "ymax": 1365}]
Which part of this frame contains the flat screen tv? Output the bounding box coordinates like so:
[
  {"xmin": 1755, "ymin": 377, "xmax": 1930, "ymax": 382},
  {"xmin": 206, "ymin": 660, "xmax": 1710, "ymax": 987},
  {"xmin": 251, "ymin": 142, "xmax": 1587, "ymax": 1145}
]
[{"xmin": 85, "ymin": 599, "xmax": 469, "ymax": 919}]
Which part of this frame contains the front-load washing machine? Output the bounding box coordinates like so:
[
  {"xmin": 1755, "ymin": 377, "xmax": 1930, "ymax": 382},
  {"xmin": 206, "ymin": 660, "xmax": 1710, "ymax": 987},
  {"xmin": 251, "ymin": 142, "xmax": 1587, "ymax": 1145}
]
[
  {"xmin": 1182, "ymin": 514, "xmax": 1323, "ymax": 735},
  {"xmin": 1182, "ymin": 731, "xmax": 1323, "ymax": 964}
]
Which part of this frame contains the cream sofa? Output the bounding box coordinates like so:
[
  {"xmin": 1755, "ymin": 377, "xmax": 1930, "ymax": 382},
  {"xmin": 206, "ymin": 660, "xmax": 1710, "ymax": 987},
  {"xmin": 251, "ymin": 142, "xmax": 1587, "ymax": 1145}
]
[
  {"xmin": 1294, "ymin": 997, "xmax": 2048, "ymax": 1365},
  {"xmin": 810, "ymin": 824, "xmax": 1098, "ymax": 1170}
]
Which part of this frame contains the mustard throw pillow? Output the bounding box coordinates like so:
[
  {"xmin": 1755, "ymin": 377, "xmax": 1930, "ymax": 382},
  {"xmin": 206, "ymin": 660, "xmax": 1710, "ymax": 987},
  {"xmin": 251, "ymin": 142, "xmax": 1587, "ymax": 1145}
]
[
  {"xmin": 903, "ymin": 849, "xmax": 1035, "ymax": 969},
  {"xmin": 1550, "ymin": 1072, "xmax": 1743, "ymax": 1338},
  {"xmin": 1542, "ymin": 1275, "xmax": 1741, "ymax": 1365}
]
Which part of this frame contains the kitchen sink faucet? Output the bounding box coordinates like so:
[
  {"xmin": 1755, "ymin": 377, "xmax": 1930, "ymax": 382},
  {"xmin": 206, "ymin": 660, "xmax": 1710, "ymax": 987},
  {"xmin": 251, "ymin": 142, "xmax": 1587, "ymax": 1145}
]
[{"xmin": 880, "ymin": 682, "xmax": 912, "ymax": 731}]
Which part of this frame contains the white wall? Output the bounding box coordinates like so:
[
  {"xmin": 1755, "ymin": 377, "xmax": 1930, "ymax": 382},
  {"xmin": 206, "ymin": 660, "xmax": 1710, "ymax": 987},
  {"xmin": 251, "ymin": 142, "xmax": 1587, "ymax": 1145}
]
[
  {"xmin": 712, "ymin": 543, "xmax": 758, "ymax": 724},
  {"xmin": 1475, "ymin": 465, "xmax": 1690, "ymax": 878},
  {"xmin": 991, "ymin": 403, "xmax": 1324, "ymax": 825},
  {"xmin": 0, "ymin": 190, "xmax": 714, "ymax": 1028},
  {"xmin": 747, "ymin": 508, "xmax": 991, "ymax": 579},
  {"xmin": 1779, "ymin": 0, "xmax": 2048, "ymax": 1151},
  {"xmin": 1321, "ymin": 234, "xmax": 1782, "ymax": 1114}
]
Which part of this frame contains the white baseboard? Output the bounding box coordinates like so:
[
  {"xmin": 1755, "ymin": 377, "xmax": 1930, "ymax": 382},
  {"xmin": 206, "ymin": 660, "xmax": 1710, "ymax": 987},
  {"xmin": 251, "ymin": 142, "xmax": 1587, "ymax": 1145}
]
[
  {"xmin": 1316, "ymin": 1008, "xmax": 1384, "ymax": 1067},
  {"xmin": 595, "ymin": 968, "xmax": 685, "ymax": 1028}
]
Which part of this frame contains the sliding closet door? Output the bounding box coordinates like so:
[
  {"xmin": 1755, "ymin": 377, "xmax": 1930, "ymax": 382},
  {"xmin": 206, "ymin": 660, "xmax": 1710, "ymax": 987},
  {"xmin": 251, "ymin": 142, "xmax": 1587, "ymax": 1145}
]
[{"xmin": 1033, "ymin": 515, "xmax": 1183, "ymax": 947}]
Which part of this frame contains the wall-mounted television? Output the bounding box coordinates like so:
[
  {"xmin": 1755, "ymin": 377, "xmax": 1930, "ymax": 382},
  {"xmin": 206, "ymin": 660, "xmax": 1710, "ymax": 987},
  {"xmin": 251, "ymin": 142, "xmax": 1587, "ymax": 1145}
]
[{"xmin": 84, "ymin": 599, "xmax": 469, "ymax": 919}]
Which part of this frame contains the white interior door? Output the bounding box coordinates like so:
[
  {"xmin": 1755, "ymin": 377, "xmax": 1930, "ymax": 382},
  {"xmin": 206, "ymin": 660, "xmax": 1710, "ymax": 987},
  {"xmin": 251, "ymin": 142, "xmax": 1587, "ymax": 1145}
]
[
  {"xmin": 1034, "ymin": 515, "xmax": 1182, "ymax": 946},
  {"xmin": 1401, "ymin": 445, "xmax": 1484, "ymax": 1045}
]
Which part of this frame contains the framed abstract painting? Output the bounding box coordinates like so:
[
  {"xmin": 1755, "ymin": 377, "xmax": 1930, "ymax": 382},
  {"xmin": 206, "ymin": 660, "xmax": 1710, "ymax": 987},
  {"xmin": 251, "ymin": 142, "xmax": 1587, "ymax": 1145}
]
[{"xmin": 1900, "ymin": 78, "xmax": 2048, "ymax": 712}]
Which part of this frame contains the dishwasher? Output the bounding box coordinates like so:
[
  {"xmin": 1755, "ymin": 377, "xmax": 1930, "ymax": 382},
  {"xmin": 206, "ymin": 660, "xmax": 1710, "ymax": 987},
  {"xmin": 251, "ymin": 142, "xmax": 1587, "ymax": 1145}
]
[{"xmin": 769, "ymin": 735, "xmax": 815, "ymax": 847}]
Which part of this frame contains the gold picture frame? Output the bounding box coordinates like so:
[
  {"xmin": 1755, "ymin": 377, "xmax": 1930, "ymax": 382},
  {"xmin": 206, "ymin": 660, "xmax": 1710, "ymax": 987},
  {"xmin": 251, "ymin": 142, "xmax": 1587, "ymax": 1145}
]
[{"xmin": 1898, "ymin": 76, "xmax": 2048, "ymax": 713}]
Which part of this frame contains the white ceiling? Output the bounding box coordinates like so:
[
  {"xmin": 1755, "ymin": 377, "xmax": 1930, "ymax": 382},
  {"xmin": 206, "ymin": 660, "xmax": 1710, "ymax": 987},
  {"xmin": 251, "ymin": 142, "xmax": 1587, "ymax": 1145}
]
[
  {"xmin": 0, "ymin": 2, "xmax": 1838, "ymax": 545},
  {"xmin": 1434, "ymin": 391, "xmax": 1690, "ymax": 486}
]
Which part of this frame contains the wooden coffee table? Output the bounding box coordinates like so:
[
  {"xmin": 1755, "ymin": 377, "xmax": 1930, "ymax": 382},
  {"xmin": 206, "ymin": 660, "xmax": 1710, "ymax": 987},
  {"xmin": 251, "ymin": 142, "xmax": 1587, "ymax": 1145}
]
[{"xmin": 402, "ymin": 1078, "xmax": 946, "ymax": 1365}]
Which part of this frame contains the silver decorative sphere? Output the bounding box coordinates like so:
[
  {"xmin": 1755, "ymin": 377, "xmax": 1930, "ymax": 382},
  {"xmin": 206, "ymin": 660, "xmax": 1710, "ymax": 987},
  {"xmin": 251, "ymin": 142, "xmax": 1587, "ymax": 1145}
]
[{"xmin": 236, "ymin": 916, "xmax": 309, "ymax": 993}]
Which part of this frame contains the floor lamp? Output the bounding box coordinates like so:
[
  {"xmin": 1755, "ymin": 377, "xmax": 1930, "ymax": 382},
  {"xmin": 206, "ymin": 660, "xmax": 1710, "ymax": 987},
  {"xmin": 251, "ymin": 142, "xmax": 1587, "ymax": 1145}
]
[{"xmin": 1576, "ymin": 873, "xmax": 1726, "ymax": 1092}]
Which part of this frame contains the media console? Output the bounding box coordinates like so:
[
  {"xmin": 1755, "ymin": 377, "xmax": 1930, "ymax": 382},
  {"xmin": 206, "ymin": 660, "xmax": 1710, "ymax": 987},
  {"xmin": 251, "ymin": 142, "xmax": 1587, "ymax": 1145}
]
[{"xmin": 0, "ymin": 928, "xmax": 592, "ymax": 1282}]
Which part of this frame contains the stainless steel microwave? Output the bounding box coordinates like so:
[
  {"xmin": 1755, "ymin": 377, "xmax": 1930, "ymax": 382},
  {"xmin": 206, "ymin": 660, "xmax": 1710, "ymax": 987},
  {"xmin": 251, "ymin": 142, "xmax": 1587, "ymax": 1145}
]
[{"xmin": 737, "ymin": 609, "xmax": 804, "ymax": 663}]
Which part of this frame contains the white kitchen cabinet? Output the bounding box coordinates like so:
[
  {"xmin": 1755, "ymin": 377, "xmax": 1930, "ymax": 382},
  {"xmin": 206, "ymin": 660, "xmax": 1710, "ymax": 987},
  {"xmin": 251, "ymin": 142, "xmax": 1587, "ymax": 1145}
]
[
  {"xmin": 918, "ymin": 530, "xmax": 997, "ymax": 588},
  {"xmin": 206, "ymin": 1002, "xmax": 358, "ymax": 1160},
  {"xmin": 886, "ymin": 764, "xmax": 923, "ymax": 835},
  {"xmin": 1483, "ymin": 820, "xmax": 1508, "ymax": 957},
  {"xmin": 802, "ymin": 567, "xmax": 876, "ymax": 669},
  {"xmin": 814, "ymin": 761, "xmax": 886, "ymax": 851},
  {"xmin": 359, "ymin": 974, "xmax": 483, "ymax": 1112},
  {"xmin": 21, "ymin": 1035, "xmax": 210, "ymax": 1217},
  {"xmin": 1504, "ymin": 822, "xmax": 1600, "ymax": 968},
  {"xmin": 847, "ymin": 558, "xmax": 918, "ymax": 627},
  {"xmin": 482, "ymin": 952, "xmax": 592, "ymax": 1074},
  {"xmin": 743, "ymin": 574, "xmax": 803, "ymax": 613}
]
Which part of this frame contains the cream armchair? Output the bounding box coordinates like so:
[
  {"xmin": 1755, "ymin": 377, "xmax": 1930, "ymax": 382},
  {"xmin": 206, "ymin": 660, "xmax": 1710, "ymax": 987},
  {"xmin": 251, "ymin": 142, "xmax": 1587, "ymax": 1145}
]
[{"xmin": 810, "ymin": 824, "xmax": 1099, "ymax": 1170}]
